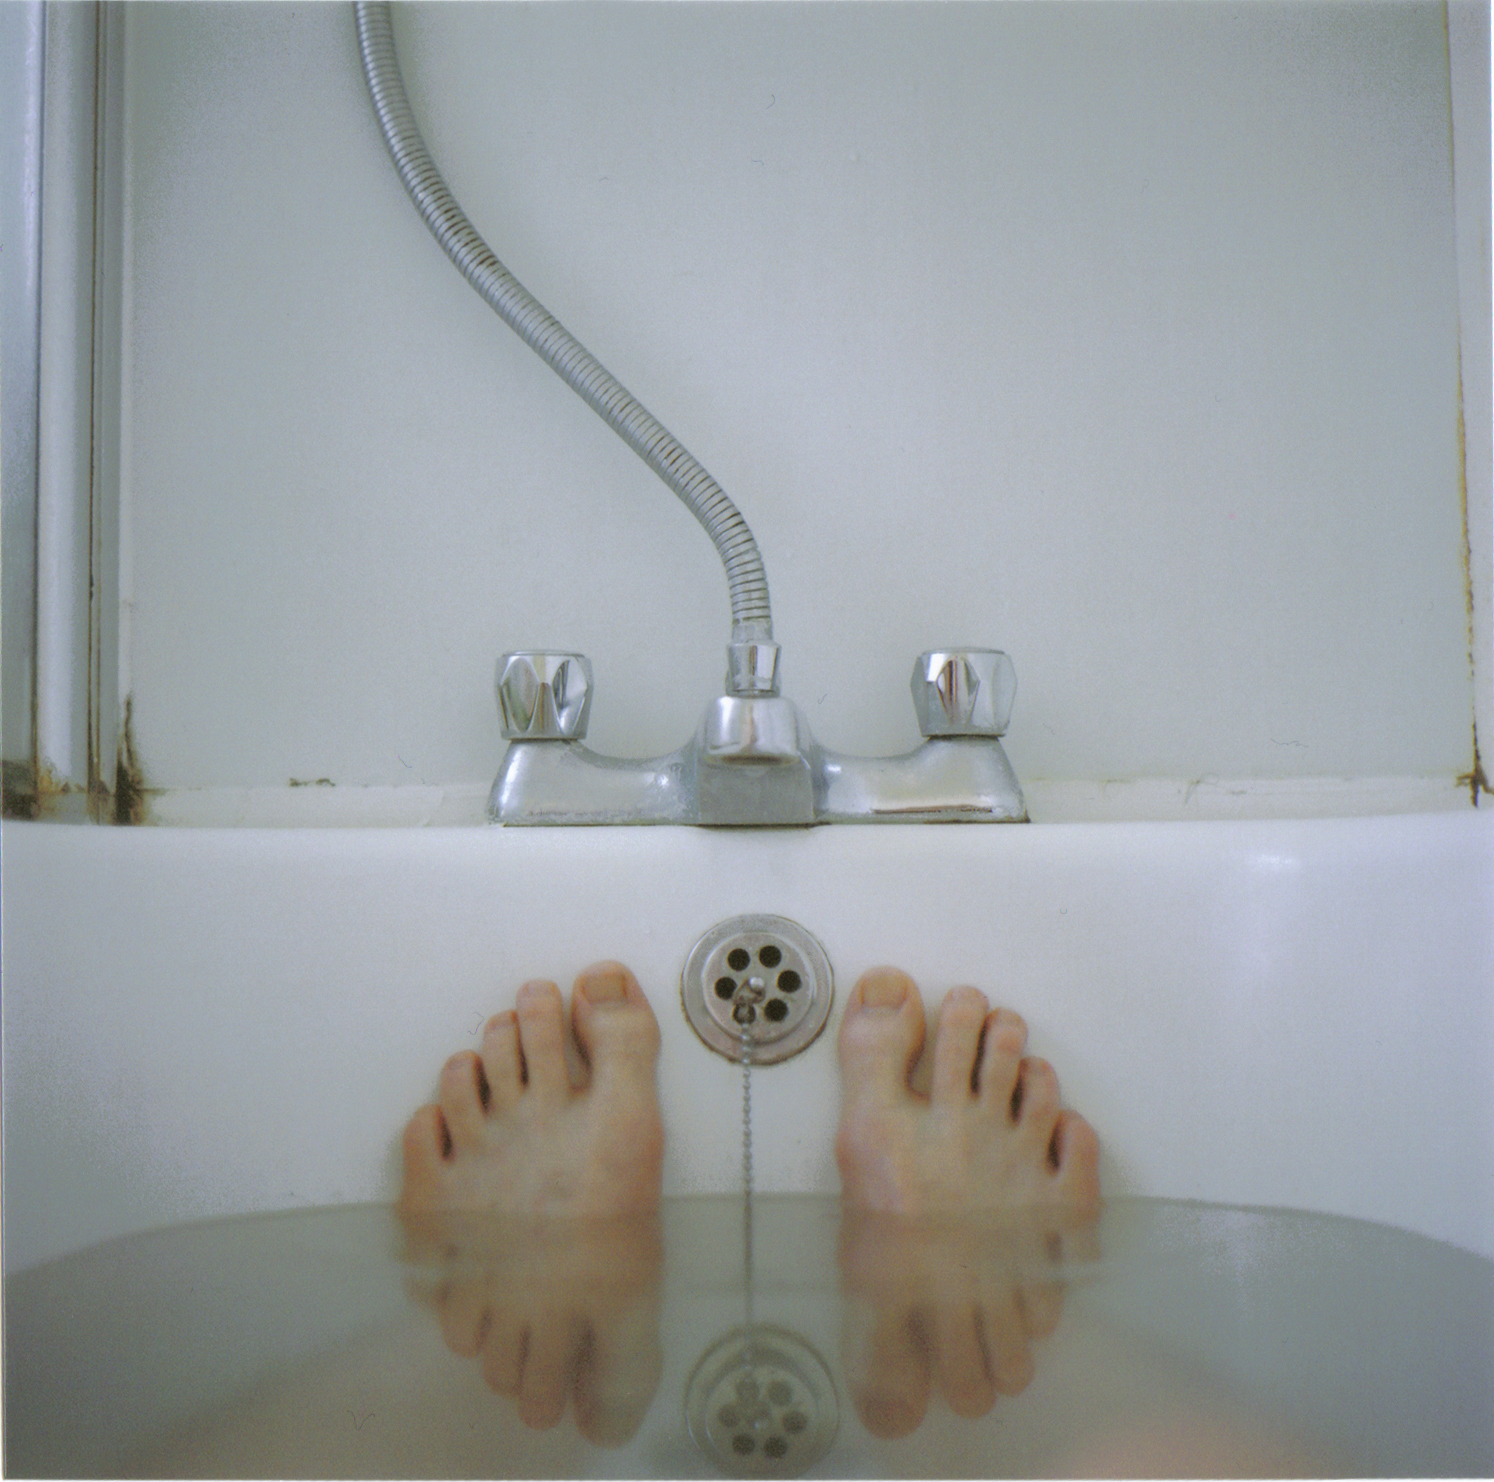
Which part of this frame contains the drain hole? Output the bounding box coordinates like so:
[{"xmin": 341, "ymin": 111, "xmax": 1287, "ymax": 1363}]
[
  {"xmin": 714, "ymin": 976, "xmax": 737, "ymax": 999},
  {"xmin": 764, "ymin": 1437, "xmax": 788, "ymax": 1458},
  {"xmin": 782, "ymin": 1410, "xmax": 807, "ymax": 1434},
  {"xmin": 759, "ymin": 944, "xmax": 782, "ymax": 967},
  {"xmin": 764, "ymin": 999, "xmax": 789, "ymax": 1022},
  {"xmin": 732, "ymin": 1435, "xmax": 755, "ymax": 1455},
  {"xmin": 727, "ymin": 947, "xmax": 751, "ymax": 971},
  {"xmin": 778, "ymin": 969, "xmax": 802, "ymax": 993}
]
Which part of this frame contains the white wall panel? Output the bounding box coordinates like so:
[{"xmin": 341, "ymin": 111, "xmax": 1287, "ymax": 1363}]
[{"xmin": 112, "ymin": 2, "xmax": 1475, "ymax": 808}]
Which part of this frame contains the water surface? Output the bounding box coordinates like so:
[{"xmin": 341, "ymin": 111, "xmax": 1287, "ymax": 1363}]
[{"xmin": 7, "ymin": 1196, "xmax": 1491, "ymax": 1477}]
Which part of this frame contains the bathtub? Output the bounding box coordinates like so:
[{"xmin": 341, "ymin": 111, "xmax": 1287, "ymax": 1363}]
[
  {"xmin": 4, "ymin": 809, "xmax": 1491, "ymax": 1274},
  {"xmin": 5, "ymin": 810, "xmax": 1492, "ymax": 1476}
]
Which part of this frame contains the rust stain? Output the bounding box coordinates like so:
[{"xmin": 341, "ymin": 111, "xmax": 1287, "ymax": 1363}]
[{"xmin": 112, "ymin": 695, "xmax": 149, "ymax": 825}]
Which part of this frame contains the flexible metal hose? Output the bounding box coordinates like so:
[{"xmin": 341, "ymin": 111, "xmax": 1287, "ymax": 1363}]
[{"xmin": 354, "ymin": 2, "xmax": 773, "ymax": 645}]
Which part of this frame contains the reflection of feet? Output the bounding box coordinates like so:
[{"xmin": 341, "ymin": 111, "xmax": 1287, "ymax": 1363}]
[
  {"xmin": 838, "ymin": 1209, "xmax": 1089, "ymax": 1436},
  {"xmin": 835, "ymin": 968, "xmax": 1100, "ymax": 1215},
  {"xmin": 399, "ymin": 962, "xmax": 665, "ymax": 1443},
  {"xmin": 406, "ymin": 1213, "xmax": 664, "ymax": 1444},
  {"xmin": 400, "ymin": 961, "xmax": 663, "ymax": 1219}
]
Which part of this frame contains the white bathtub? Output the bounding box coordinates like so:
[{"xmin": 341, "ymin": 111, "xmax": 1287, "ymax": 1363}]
[{"xmin": 4, "ymin": 811, "xmax": 1491, "ymax": 1274}]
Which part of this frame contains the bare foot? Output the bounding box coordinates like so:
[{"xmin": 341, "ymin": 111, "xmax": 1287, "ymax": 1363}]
[
  {"xmin": 400, "ymin": 961, "xmax": 664, "ymax": 1219},
  {"xmin": 835, "ymin": 967, "xmax": 1100, "ymax": 1437},
  {"xmin": 835, "ymin": 968, "xmax": 1100, "ymax": 1216},
  {"xmin": 399, "ymin": 962, "xmax": 665, "ymax": 1442}
]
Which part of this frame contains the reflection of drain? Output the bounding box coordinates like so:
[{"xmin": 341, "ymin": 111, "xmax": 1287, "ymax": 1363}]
[
  {"xmin": 685, "ymin": 1325, "xmax": 838, "ymax": 1477},
  {"xmin": 682, "ymin": 915, "xmax": 833, "ymax": 1064}
]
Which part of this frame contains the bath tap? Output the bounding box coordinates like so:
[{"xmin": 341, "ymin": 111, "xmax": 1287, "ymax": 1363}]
[
  {"xmin": 487, "ymin": 647, "xmax": 1027, "ymax": 825},
  {"xmin": 356, "ymin": 5, "xmax": 1028, "ymax": 828}
]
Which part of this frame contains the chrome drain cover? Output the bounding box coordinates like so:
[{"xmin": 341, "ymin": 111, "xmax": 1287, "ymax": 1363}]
[
  {"xmin": 685, "ymin": 1325, "xmax": 838, "ymax": 1477},
  {"xmin": 681, "ymin": 914, "xmax": 833, "ymax": 1064}
]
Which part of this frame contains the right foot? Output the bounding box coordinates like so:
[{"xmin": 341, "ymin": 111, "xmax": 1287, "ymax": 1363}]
[
  {"xmin": 399, "ymin": 961, "xmax": 664, "ymax": 1220},
  {"xmin": 834, "ymin": 967, "xmax": 1101, "ymax": 1435},
  {"xmin": 834, "ymin": 968, "xmax": 1100, "ymax": 1216}
]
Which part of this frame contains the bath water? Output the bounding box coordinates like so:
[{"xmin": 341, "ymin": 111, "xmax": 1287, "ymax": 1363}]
[{"xmin": 6, "ymin": 1197, "xmax": 1491, "ymax": 1478}]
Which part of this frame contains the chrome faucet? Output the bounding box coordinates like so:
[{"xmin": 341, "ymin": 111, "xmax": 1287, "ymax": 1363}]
[
  {"xmin": 357, "ymin": 7, "xmax": 1030, "ymax": 829},
  {"xmin": 488, "ymin": 647, "xmax": 1027, "ymax": 825}
]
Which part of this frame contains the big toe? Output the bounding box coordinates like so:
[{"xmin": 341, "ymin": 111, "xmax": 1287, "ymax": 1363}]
[
  {"xmin": 837, "ymin": 968, "xmax": 926, "ymax": 1109},
  {"xmin": 572, "ymin": 962, "xmax": 661, "ymax": 1093}
]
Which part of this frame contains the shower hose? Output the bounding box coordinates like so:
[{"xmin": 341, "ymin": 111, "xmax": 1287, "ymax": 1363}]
[{"xmin": 353, "ymin": 2, "xmax": 775, "ymax": 662}]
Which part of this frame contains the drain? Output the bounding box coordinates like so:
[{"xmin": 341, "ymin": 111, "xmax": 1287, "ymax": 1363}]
[
  {"xmin": 685, "ymin": 1326, "xmax": 838, "ymax": 1477},
  {"xmin": 682, "ymin": 915, "xmax": 833, "ymax": 1065}
]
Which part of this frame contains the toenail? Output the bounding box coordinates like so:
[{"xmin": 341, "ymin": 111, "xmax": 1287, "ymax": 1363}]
[
  {"xmin": 859, "ymin": 972, "xmax": 908, "ymax": 1010},
  {"xmin": 578, "ymin": 968, "xmax": 628, "ymax": 1005},
  {"xmin": 517, "ymin": 980, "xmax": 554, "ymax": 1005}
]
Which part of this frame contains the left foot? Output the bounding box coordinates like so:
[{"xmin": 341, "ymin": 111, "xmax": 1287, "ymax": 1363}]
[
  {"xmin": 399, "ymin": 961, "xmax": 666, "ymax": 1441},
  {"xmin": 399, "ymin": 962, "xmax": 664, "ymax": 1220}
]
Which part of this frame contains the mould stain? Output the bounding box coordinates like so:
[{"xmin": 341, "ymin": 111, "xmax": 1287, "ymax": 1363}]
[
  {"xmin": 1456, "ymin": 730, "xmax": 1487, "ymax": 808},
  {"xmin": 1453, "ymin": 362, "xmax": 1488, "ymax": 807},
  {"xmin": 112, "ymin": 695, "xmax": 149, "ymax": 825},
  {"xmin": 2, "ymin": 760, "xmax": 39, "ymax": 819},
  {"xmin": 2, "ymin": 759, "xmax": 86, "ymax": 821}
]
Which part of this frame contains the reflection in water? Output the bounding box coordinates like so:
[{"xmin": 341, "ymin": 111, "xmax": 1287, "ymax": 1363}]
[
  {"xmin": 5, "ymin": 1197, "xmax": 1492, "ymax": 1478},
  {"xmin": 401, "ymin": 1209, "xmax": 664, "ymax": 1446},
  {"xmin": 685, "ymin": 1325, "xmax": 838, "ymax": 1476},
  {"xmin": 837, "ymin": 1207, "xmax": 1097, "ymax": 1440}
]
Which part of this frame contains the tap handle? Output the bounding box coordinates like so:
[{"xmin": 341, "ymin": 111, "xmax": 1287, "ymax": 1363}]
[
  {"xmin": 911, "ymin": 649, "xmax": 1016, "ymax": 737},
  {"xmin": 497, "ymin": 652, "xmax": 593, "ymax": 739}
]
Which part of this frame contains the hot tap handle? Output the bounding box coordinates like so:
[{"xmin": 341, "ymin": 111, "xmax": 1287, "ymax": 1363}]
[
  {"xmin": 497, "ymin": 652, "xmax": 593, "ymax": 740},
  {"xmin": 911, "ymin": 650, "xmax": 1016, "ymax": 737}
]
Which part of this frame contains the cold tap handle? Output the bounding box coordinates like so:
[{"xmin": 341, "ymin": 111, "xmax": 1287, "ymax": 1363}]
[{"xmin": 911, "ymin": 649, "xmax": 1016, "ymax": 737}]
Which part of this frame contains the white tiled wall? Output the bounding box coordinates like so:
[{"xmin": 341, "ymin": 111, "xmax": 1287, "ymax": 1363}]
[{"xmin": 111, "ymin": 1, "xmax": 1483, "ymax": 815}]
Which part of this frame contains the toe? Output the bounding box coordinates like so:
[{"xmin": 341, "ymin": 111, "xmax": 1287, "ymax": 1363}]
[
  {"xmin": 975, "ymin": 1008, "xmax": 1028, "ymax": 1110},
  {"xmin": 480, "ymin": 1307, "xmax": 525, "ymax": 1397},
  {"xmin": 571, "ymin": 962, "xmax": 662, "ymax": 1094},
  {"xmin": 980, "ymin": 1291, "xmax": 1036, "ymax": 1395},
  {"xmin": 517, "ymin": 1312, "xmax": 581, "ymax": 1430},
  {"xmin": 401, "ymin": 1104, "xmax": 451, "ymax": 1190},
  {"xmin": 574, "ymin": 1305, "xmax": 662, "ymax": 1447},
  {"xmin": 932, "ymin": 1302, "xmax": 997, "ymax": 1418},
  {"xmin": 1014, "ymin": 1057, "xmax": 1062, "ymax": 1154},
  {"xmin": 846, "ymin": 1306, "xmax": 931, "ymax": 1439},
  {"xmin": 930, "ymin": 987, "xmax": 989, "ymax": 1106},
  {"xmin": 480, "ymin": 1011, "xmax": 523, "ymax": 1115},
  {"xmin": 1050, "ymin": 1111, "xmax": 1102, "ymax": 1211},
  {"xmin": 437, "ymin": 1275, "xmax": 492, "ymax": 1358},
  {"xmin": 439, "ymin": 1051, "xmax": 489, "ymax": 1149},
  {"xmin": 515, "ymin": 980, "xmax": 571, "ymax": 1104},
  {"xmin": 837, "ymin": 968, "xmax": 925, "ymax": 1109}
]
